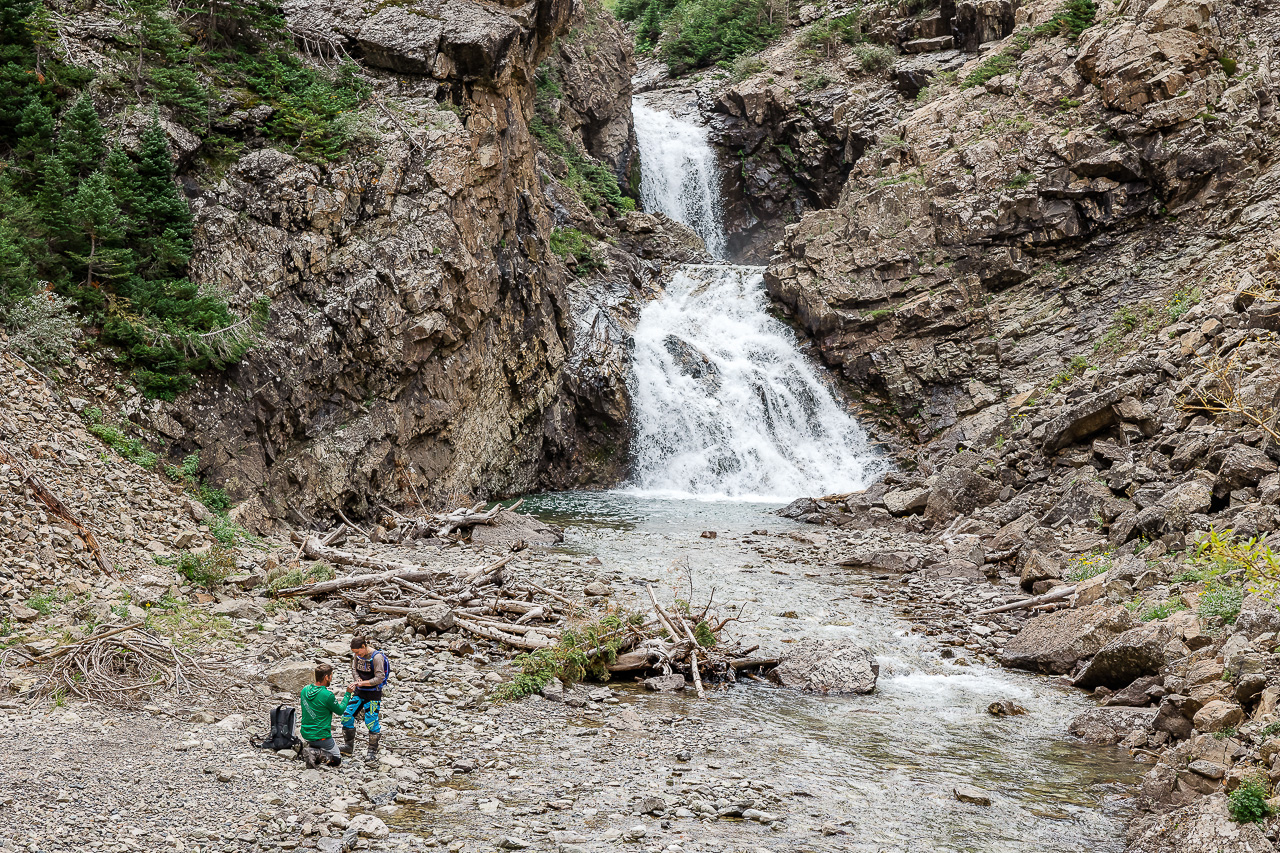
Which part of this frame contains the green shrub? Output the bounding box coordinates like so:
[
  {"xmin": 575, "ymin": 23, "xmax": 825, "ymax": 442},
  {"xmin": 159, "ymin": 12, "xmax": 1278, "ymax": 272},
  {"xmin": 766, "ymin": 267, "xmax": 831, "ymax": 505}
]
[
  {"xmin": 962, "ymin": 34, "xmax": 1028, "ymax": 88},
  {"xmin": 1166, "ymin": 286, "xmax": 1201, "ymax": 321},
  {"xmin": 27, "ymin": 591, "xmax": 58, "ymax": 616},
  {"xmin": 1219, "ymin": 56, "xmax": 1238, "ymax": 76},
  {"xmin": 803, "ymin": 12, "xmax": 864, "ymax": 57},
  {"xmin": 1228, "ymin": 776, "xmax": 1270, "ymax": 823},
  {"xmin": 86, "ymin": 415, "xmax": 160, "ymax": 470},
  {"xmin": 550, "ymin": 228, "xmax": 603, "ymax": 274},
  {"xmin": 1066, "ymin": 551, "xmax": 1111, "ymax": 582},
  {"xmin": 851, "ymin": 43, "xmax": 895, "ymax": 73},
  {"xmin": 0, "ymin": 290, "xmax": 79, "ymax": 366},
  {"xmin": 177, "ymin": 545, "xmax": 235, "ymax": 589},
  {"xmin": 1031, "ymin": 0, "xmax": 1097, "ymax": 40},
  {"xmin": 728, "ymin": 54, "xmax": 764, "ymax": 81},
  {"xmin": 1006, "ymin": 171, "xmax": 1033, "ymax": 189}
]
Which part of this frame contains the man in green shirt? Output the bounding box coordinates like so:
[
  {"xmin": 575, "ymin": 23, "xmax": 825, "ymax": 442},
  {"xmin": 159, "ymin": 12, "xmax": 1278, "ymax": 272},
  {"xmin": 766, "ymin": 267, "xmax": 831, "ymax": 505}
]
[{"xmin": 300, "ymin": 663, "xmax": 346, "ymax": 769}]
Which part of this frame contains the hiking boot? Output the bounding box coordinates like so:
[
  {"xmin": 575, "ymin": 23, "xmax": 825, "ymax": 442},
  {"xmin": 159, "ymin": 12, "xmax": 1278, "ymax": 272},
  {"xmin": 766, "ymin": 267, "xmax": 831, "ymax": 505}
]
[
  {"xmin": 302, "ymin": 745, "xmax": 319, "ymax": 770},
  {"xmin": 364, "ymin": 733, "xmax": 381, "ymax": 766},
  {"xmin": 340, "ymin": 728, "xmax": 356, "ymax": 756}
]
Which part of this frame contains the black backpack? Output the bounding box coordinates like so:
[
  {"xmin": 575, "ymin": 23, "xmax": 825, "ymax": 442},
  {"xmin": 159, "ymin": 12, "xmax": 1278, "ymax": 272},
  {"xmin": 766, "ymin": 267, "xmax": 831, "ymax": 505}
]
[{"xmin": 256, "ymin": 705, "xmax": 302, "ymax": 752}]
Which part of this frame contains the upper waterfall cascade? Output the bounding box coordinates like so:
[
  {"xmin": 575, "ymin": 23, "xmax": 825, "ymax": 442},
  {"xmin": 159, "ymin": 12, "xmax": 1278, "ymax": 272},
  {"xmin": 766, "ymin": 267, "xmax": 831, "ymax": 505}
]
[
  {"xmin": 632, "ymin": 97, "xmax": 729, "ymax": 258},
  {"xmin": 628, "ymin": 99, "xmax": 884, "ymax": 500}
]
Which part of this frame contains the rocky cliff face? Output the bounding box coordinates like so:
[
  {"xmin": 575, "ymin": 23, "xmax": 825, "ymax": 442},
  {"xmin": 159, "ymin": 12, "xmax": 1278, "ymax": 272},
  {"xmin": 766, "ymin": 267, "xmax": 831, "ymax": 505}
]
[
  {"xmin": 765, "ymin": 0, "xmax": 1278, "ymax": 451},
  {"xmin": 130, "ymin": 0, "xmax": 678, "ymax": 527}
]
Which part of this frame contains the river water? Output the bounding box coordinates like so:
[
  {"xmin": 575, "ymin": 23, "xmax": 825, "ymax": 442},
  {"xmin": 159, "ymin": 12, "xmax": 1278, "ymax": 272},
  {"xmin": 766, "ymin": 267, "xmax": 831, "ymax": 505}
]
[
  {"xmin": 508, "ymin": 100, "xmax": 1138, "ymax": 850},
  {"xmin": 517, "ymin": 492, "xmax": 1140, "ymax": 851}
]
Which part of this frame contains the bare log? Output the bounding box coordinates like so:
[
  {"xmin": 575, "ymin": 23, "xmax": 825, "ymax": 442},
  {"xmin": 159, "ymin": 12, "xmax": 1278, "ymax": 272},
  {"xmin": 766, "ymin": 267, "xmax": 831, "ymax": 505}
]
[
  {"xmin": 972, "ymin": 584, "xmax": 1077, "ymax": 616},
  {"xmin": 453, "ymin": 615, "xmax": 552, "ymax": 650}
]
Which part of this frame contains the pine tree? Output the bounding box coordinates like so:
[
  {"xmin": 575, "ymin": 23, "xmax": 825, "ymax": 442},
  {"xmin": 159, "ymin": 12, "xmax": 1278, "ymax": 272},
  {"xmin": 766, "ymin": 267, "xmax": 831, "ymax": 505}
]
[
  {"xmin": 103, "ymin": 145, "xmax": 142, "ymax": 222},
  {"xmin": 69, "ymin": 172, "xmax": 127, "ymax": 287},
  {"xmin": 57, "ymin": 95, "xmax": 107, "ymax": 179},
  {"xmin": 134, "ymin": 114, "xmax": 192, "ymax": 275},
  {"xmin": 15, "ymin": 94, "xmax": 52, "ymax": 157},
  {"xmin": 0, "ymin": 0, "xmax": 40, "ymax": 143},
  {"xmin": 35, "ymin": 154, "xmax": 73, "ymax": 238}
]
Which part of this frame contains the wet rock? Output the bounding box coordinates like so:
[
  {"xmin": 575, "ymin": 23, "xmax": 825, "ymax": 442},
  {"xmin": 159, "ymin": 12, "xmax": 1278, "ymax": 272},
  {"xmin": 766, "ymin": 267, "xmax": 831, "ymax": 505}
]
[
  {"xmin": 361, "ymin": 778, "xmax": 399, "ymax": 806},
  {"xmin": 1103, "ymin": 675, "xmax": 1164, "ymax": 707},
  {"xmin": 1067, "ymin": 707, "xmax": 1158, "ymax": 745},
  {"xmin": 540, "ymin": 678, "xmax": 564, "ymax": 702},
  {"xmin": 988, "ymin": 700, "xmax": 1028, "ymax": 716},
  {"xmin": 778, "ymin": 498, "xmax": 819, "ymax": 518},
  {"xmin": 953, "ymin": 785, "xmax": 992, "ymax": 806},
  {"xmin": 643, "ymin": 674, "xmax": 686, "ymax": 692},
  {"xmin": 769, "ymin": 639, "xmax": 879, "ymax": 694},
  {"xmin": 1073, "ymin": 623, "xmax": 1175, "ymax": 690},
  {"xmin": 1000, "ymin": 604, "xmax": 1136, "ymax": 675}
]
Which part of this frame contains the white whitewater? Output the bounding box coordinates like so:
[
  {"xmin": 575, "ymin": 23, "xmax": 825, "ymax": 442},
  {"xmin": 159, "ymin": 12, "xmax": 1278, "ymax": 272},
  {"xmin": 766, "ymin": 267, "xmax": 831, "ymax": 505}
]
[
  {"xmin": 632, "ymin": 97, "xmax": 728, "ymax": 258},
  {"xmin": 629, "ymin": 99, "xmax": 882, "ymax": 500},
  {"xmin": 628, "ymin": 264, "xmax": 885, "ymax": 500}
]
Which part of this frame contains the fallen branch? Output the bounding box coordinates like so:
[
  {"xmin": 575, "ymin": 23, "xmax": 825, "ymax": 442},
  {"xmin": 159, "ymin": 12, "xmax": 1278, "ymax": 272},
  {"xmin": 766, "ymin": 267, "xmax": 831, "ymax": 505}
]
[
  {"xmin": 972, "ymin": 584, "xmax": 1077, "ymax": 615},
  {"xmin": 0, "ymin": 443, "xmax": 113, "ymax": 575}
]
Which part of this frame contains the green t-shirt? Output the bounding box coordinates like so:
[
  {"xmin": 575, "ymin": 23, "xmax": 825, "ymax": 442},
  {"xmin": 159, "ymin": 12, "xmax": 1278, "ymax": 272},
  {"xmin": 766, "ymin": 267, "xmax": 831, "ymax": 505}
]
[{"xmin": 299, "ymin": 684, "xmax": 346, "ymax": 742}]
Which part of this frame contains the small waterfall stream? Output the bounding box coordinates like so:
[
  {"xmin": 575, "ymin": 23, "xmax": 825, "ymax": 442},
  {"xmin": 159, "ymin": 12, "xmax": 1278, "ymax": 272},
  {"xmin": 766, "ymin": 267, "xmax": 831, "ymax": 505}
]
[{"xmin": 628, "ymin": 97, "xmax": 882, "ymax": 499}]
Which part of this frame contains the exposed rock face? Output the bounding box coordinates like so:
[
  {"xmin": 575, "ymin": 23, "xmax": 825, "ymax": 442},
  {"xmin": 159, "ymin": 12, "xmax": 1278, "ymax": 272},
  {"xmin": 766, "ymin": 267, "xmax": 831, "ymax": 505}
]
[
  {"xmin": 764, "ymin": 0, "xmax": 1275, "ymax": 442},
  {"xmin": 544, "ymin": 4, "xmax": 640, "ymax": 187},
  {"xmin": 153, "ymin": 0, "xmax": 658, "ymax": 523},
  {"xmin": 1127, "ymin": 793, "xmax": 1275, "ymax": 853},
  {"xmin": 770, "ymin": 639, "xmax": 879, "ymax": 694},
  {"xmin": 1000, "ymin": 604, "xmax": 1135, "ymax": 674}
]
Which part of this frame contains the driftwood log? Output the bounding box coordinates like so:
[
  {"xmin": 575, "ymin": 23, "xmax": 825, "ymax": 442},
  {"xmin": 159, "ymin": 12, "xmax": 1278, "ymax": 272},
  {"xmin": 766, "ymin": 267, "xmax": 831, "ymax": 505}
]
[{"xmin": 0, "ymin": 443, "xmax": 113, "ymax": 575}]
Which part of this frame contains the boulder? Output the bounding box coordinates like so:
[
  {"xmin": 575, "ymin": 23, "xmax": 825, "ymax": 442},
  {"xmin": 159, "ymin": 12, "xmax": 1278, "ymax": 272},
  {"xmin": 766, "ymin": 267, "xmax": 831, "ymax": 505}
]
[
  {"xmin": 883, "ymin": 487, "xmax": 930, "ymax": 515},
  {"xmin": 953, "ymin": 785, "xmax": 992, "ymax": 806},
  {"xmin": 265, "ymin": 660, "xmax": 318, "ymax": 694},
  {"xmin": 470, "ymin": 510, "xmax": 564, "ymax": 548},
  {"xmin": 1067, "ymin": 706, "xmax": 1158, "ymax": 744},
  {"xmin": 1041, "ymin": 477, "xmax": 1119, "ymax": 526},
  {"xmin": 643, "ymin": 674, "xmax": 686, "ymax": 692},
  {"xmin": 347, "ymin": 814, "xmax": 390, "ymax": 840},
  {"xmin": 1235, "ymin": 595, "xmax": 1280, "ymax": 640},
  {"xmin": 925, "ymin": 467, "xmax": 1000, "ymax": 522},
  {"xmin": 1193, "ymin": 700, "xmax": 1245, "ymax": 733},
  {"xmin": 1019, "ymin": 550, "xmax": 1063, "ymax": 590},
  {"xmin": 1073, "ymin": 622, "xmax": 1174, "ymax": 690},
  {"xmin": 778, "ymin": 498, "xmax": 819, "ymax": 518},
  {"xmin": 1215, "ymin": 445, "xmax": 1278, "ymax": 496},
  {"xmin": 1000, "ymin": 604, "xmax": 1136, "ymax": 675},
  {"xmin": 1042, "ymin": 379, "xmax": 1141, "ymax": 452},
  {"xmin": 769, "ymin": 639, "xmax": 879, "ymax": 694},
  {"xmin": 1103, "ymin": 675, "xmax": 1164, "ymax": 707},
  {"xmin": 211, "ymin": 599, "xmax": 267, "ymax": 621},
  {"xmin": 407, "ymin": 604, "xmax": 455, "ymax": 634},
  {"xmin": 1125, "ymin": 792, "xmax": 1274, "ymax": 853}
]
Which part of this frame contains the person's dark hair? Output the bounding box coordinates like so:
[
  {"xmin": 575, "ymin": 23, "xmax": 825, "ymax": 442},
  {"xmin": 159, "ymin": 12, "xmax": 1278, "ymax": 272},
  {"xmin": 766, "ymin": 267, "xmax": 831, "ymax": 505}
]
[
  {"xmin": 350, "ymin": 636, "xmax": 368, "ymax": 650},
  {"xmin": 315, "ymin": 663, "xmax": 333, "ymax": 682}
]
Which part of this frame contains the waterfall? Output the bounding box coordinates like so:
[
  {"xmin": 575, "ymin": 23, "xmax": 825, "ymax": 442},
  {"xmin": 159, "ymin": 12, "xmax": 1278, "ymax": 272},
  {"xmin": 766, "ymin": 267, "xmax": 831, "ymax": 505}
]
[
  {"xmin": 632, "ymin": 97, "xmax": 728, "ymax": 258},
  {"xmin": 627, "ymin": 265, "xmax": 883, "ymax": 500},
  {"xmin": 627, "ymin": 99, "xmax": 882, "ymax": 501}
]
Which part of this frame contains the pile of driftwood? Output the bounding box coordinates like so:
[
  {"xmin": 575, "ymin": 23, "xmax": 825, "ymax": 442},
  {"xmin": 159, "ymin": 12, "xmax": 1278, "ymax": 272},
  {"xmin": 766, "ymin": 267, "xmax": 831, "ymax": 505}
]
[
  {"xmin": 281, "ymin": 529, "xmax": 776, "ymax": 696},
  {"xmin": 369, "ymin": 499, "xmax": 523, "ymax": 544},
  {"xmin": 2, "ymin": 622, "xmax": 229, "ymax": 708}
]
